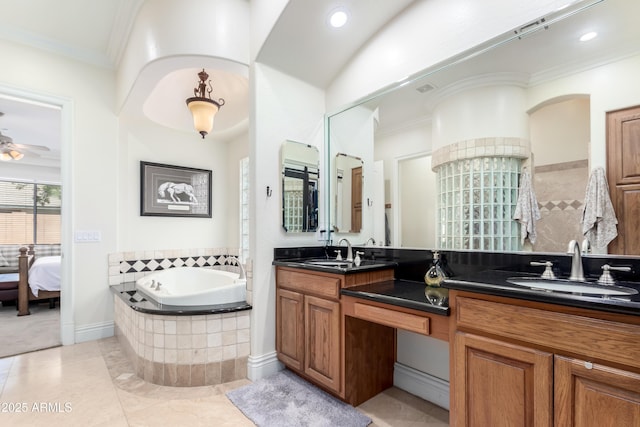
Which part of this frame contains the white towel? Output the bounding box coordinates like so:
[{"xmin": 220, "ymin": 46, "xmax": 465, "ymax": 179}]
[
  {"xmin": 582, "ymin": 167, "xmax": 617, "ymax": 248},
  {"xmin": 513, "ymin": 167, "xmax": 541, "ymax": 244}
]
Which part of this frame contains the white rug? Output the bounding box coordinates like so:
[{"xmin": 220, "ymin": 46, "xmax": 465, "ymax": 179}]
[{"xmin": 226, "ymin": 369, "xmax": 372, "ymax": 427}]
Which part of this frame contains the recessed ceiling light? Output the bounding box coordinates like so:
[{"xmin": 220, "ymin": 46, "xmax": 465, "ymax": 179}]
[
  {"xmin": 329, "ymin": 9, "xmax": 348, "ymax": 28},
  {"xmin": 580, "ymin": 31, "xmax": 597, "ymax": 42}
]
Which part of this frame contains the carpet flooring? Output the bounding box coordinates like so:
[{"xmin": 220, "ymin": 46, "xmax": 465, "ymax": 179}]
[
  {"xmin": 0, "ymin": 302, "xmax": 60, "ymax": 358},
  {"xmin": 227, "ymin": 369, "xmax": 372, "ymax": 427}
]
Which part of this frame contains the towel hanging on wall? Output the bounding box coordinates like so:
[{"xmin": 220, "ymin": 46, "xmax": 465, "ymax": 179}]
[
  {"xmin": 581, "ymin": 167, "xmax": 618, "ymax": 248},
  {"xmin": 513, "ymin": 167, "xmax": 541, "ymax": 245}
]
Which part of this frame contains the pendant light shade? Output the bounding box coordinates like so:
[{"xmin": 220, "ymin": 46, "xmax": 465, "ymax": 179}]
[{"xmin": 186, "ymin": 69, "xmax": 225, "ymax": 138}]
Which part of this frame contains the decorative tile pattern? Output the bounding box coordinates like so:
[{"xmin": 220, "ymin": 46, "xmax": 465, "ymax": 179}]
[
  {"xmin": 539, "ymin": 199, "xmax": 583, "ymax": 212},
  {"xmin": 432, "ymin": 136, "xmax": 530, "ymax": 169},
  {"xmin": 108, "ymin": 248, "xmax": 242, "ymax": 286}
]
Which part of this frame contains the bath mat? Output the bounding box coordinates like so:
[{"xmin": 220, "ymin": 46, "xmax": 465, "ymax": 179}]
[{"xmin": 226, "ymin": 369, "xmax": 371, "ymax": 427}]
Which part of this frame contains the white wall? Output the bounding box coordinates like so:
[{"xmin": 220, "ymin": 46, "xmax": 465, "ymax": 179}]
[
  {"xmin": 432, "ymin": 85, "xmax": 529, "ymax": 150},
  {"xmin": 399, "ymin": 155, "xmax": 436, "ymax": 248},
  {"xmin": 530, "ymin": 97, "xmax": 590, "ymax": 166},
  {"xmin": 249, "ymin": 63, "xmax": 325, "ymax": 378},
  {"xmin": 117, "ymin": 117, "xmax": 247, "ymax": 251},
  {"xmin": 0, "ymin": 38, "xmax": 119, "ymax": 342},
  {"xmin": 375, "ymin": 120, "xmax": 432, "ymax": 246},
  {"xmin": 327, "ymin": 0, "xmax": 573, "ymax": 109}
]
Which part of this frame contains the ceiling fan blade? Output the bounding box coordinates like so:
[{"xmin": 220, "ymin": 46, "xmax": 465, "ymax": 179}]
[{"xmin": 11, "ymin": 142, "xmax": 50, "ymax": 151}]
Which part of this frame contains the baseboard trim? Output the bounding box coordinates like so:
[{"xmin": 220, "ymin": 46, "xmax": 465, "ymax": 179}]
[
  {"xmin": 247, "ymin": 351, "xmax": 283, "ymax": 381},
  {"xmin": 394, "ymin": 362, "xmax": 450, "ymax": 410},
  {"xmin": 75, "ymin": 321, "xmax": 114, "ymax": 343}
]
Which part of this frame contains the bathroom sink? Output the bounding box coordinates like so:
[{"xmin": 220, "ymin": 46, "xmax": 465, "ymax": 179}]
[
  {"xmin": 507, "ymin": 277, "xmax": 639, "ymax": 296},
  {"xmin": 304, "ymin": 260, "xmax": 352, "ymax": 268}
]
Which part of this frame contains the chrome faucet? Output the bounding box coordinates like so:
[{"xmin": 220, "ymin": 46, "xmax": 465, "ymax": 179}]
[
  {"xmin": 365, "ymin": 237, "xmax": 376, "ymax": 246},
  {"xmin": 567, "ymin": 240, "xmax": 585, "ymax": 282},
  {"xmin": 228, "ymin": 256, "xmax": 246, "ymax": 280},
  {"xmin": 337, "ymin": 238, "xmax": 353, "ymax": 262},
  {"xmin": 581, "ymin": 238, "xmax": 591, "ymax": 254}
]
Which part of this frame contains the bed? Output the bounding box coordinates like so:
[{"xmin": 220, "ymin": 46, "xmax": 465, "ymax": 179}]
[{"xmin": 17, "ymin": 245, "xmax": 61, "ymax": 316}]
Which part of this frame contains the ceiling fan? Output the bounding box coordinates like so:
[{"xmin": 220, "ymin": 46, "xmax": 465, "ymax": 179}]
[{"xmin": 0, "ymin": 130, "xmax": 50, "ymax": 161}]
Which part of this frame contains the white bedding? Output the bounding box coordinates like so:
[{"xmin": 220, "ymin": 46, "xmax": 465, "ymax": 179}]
[{"xmin": 28, "ymin": 255, "xmax": 61, "ymax": 297}]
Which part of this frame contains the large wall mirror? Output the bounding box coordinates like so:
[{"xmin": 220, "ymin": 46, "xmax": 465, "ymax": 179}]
[
  {"xmin": 327, "ymin": 0, "xmax": 640, "ymax": 256},
  {"xmin": 281, "ymin": 140, "xmax": 319, "ymax": 233}
]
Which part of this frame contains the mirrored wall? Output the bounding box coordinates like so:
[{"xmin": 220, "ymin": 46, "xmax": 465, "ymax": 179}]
[{"xmin": 326, "ymin": 0, "xmax": 640, "ymax": 255}]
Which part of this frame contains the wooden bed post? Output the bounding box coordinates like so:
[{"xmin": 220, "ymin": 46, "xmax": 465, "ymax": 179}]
[{"xmin": 17, "ymin": 246, "xmax": 30, "ymax": 316}]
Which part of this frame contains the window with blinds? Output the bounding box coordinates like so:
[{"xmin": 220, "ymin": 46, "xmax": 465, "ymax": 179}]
[{"xmin": 0, "ymin": 180, "xmax": 61, "ymax": 244}]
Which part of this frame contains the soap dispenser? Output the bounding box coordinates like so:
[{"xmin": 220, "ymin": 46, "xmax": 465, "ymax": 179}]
[{"xmin": 424, "ymin": 251, "xmax": 447, "ymax": 287}]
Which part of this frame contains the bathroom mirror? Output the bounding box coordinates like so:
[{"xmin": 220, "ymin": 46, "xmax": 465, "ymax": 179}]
[
  {"xmin": 327, "ymin": 0, "xmax": 640, "ymax": 255},
  {"xmin": 332, "ymin": 153, "xmax": 364, "ymax": 233},
  {"xmin": 281, "ymin": 140, "xmax": 319, "ymax": 233}
]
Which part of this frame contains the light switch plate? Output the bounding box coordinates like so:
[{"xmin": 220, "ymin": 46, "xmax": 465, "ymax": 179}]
[{"xmin": 74, "ymin": 230, "xmax": 102, "ymax": 242}]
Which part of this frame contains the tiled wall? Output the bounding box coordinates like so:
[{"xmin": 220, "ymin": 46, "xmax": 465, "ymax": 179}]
[
  {"xmin": 431, "ymin": 137, "xmax": 529, "ymax": 169},
  {"xmin": 110, "ymin": 248, "xmax": 252, "ymax": 387},
  {"xmin": 533, "ymin": 160, "xmax": 588, "ymax": 253},
  {"xmin": 107, "ymin": 248, "xmax": 253, "ymax": 305},
  {"xmin": 114, "ymin": 298, "xmax": 250, "ymax": 386}
]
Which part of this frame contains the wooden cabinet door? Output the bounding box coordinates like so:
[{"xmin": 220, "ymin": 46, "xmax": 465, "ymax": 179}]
[
  {"xmin": 351, "ymin": 166, "xmax": 362, "ymax": 233},
  {"xmin": 454, "ymin": 332, "xmax": 553, "ymax": 427},
  {"xmin": 276, "ymin": 288, "xmax": 304, "ymax": 371},
  {"xmin": 555, "ymin": 356, "xmax": 640, "ymax": 427},
  {"xmin": 606, "ymin": 105, "xmax": 640, "ymax": 254},
  {"xmin": 304, "ymin": 294, "xmax": 341, "ymax": 393}
]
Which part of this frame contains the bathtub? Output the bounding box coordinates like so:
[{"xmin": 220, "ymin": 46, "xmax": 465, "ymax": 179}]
[{"xmin": 135, "ymin": 267, "xmax": 246, "ymax": 306}]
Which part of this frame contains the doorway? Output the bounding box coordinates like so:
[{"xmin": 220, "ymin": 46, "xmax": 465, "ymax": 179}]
[
  {"xmin": 0, "ymin": 86, "xmax": 73, "ymax": 355},
  {"xmin": 397, "ymin": 154, "xmax": 436, "ymax": 248}
]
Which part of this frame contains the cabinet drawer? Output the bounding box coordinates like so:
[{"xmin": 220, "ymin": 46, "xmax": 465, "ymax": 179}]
[
  {"xmin": 353, "ymin": 302, "xmax": 430, "ymax": 335},
  {"xmin": 456, "ymin": 296, "xmax": 640, "ymax": 371},
  {"xmin": 276, "ymin": 268, "xmax": 341, "ymax": 300}
]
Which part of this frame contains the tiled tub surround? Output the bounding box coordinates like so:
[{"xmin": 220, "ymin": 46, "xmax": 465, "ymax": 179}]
[
  {"xmin": 114, "ymin": 298, "xmax": 250, "ymax": 386},
  {"xmin": 109, "ymin": 248, "xmax": 252, "ymax": 386}
]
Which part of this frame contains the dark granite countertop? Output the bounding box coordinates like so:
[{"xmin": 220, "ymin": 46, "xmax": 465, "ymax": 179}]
[
  {"xmin": 110, "ymin": 282, "xmax": 252, "ymax": 316},
  {"xmin": 443, "ymin": 270, "xmax": 640, "ymax": 316},
  {"xmin": 272, "ymin": 258, "xmax": 397, "ymax": 274},
  {"xmin": 341, "ymin": 280, "xmax": 449, "ymax": 316}
]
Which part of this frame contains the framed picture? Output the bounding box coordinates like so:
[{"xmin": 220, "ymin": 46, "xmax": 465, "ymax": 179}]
[{"xmin": 140, "ymin": 161, "xmax": 212, "ymax": 218}]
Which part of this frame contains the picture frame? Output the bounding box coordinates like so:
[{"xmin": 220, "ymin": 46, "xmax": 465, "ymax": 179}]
[{"xmin": 140, "ymin": 161, "xmax": 212, "ymax": 218}]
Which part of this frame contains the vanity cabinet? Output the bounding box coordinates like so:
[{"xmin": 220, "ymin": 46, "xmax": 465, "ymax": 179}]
[
  {"xmin": 450, "ymin": 290, "xmax": 640, "ymax": 427},
  {"xmin": 276, "ymin": 267, "xmax": 342, "ymax": 393},
  {"xmin": 275, "ymin": 265, "xmax": 395, "ymax": 401}
]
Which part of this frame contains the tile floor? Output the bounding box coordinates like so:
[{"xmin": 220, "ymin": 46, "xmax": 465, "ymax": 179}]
[{"xmin": 0, "ymin": 337, "xmax": 449, "ymax": 426}]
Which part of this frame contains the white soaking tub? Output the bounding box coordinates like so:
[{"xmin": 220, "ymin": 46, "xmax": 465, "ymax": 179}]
[{"xmin": 135, "ymin": 267, "xmax": 246, "ymax": 306}]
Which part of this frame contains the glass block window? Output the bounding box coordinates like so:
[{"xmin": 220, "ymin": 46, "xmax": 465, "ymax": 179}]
[
  {"xmin": 283, "ymin": 177, "xmax": 304, "ymax": 232},
  {"xmin": 239, "ymin": 157, "xmax": 250, "ymax": 263},
  {"xmin": 436, "ymin": 157, "xmax": 521, "ymax": 251}
]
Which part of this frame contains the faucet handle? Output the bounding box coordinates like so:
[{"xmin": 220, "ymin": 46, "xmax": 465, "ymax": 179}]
[
  {"xmin": 530, "ymin": 261, "xmax": 556, "ymax": 279},
  {"xmin": 335, "ymin": 250, "xmax": 342, "ymax": 261},
  {"xmin": 598, "ymin": 264, "xmax": 631, "ymax": 286}
]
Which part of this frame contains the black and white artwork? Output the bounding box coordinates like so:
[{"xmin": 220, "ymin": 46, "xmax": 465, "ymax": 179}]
[{"xmin": 140, "ymin": 161, "xmax": 212, "ymax": 217}]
